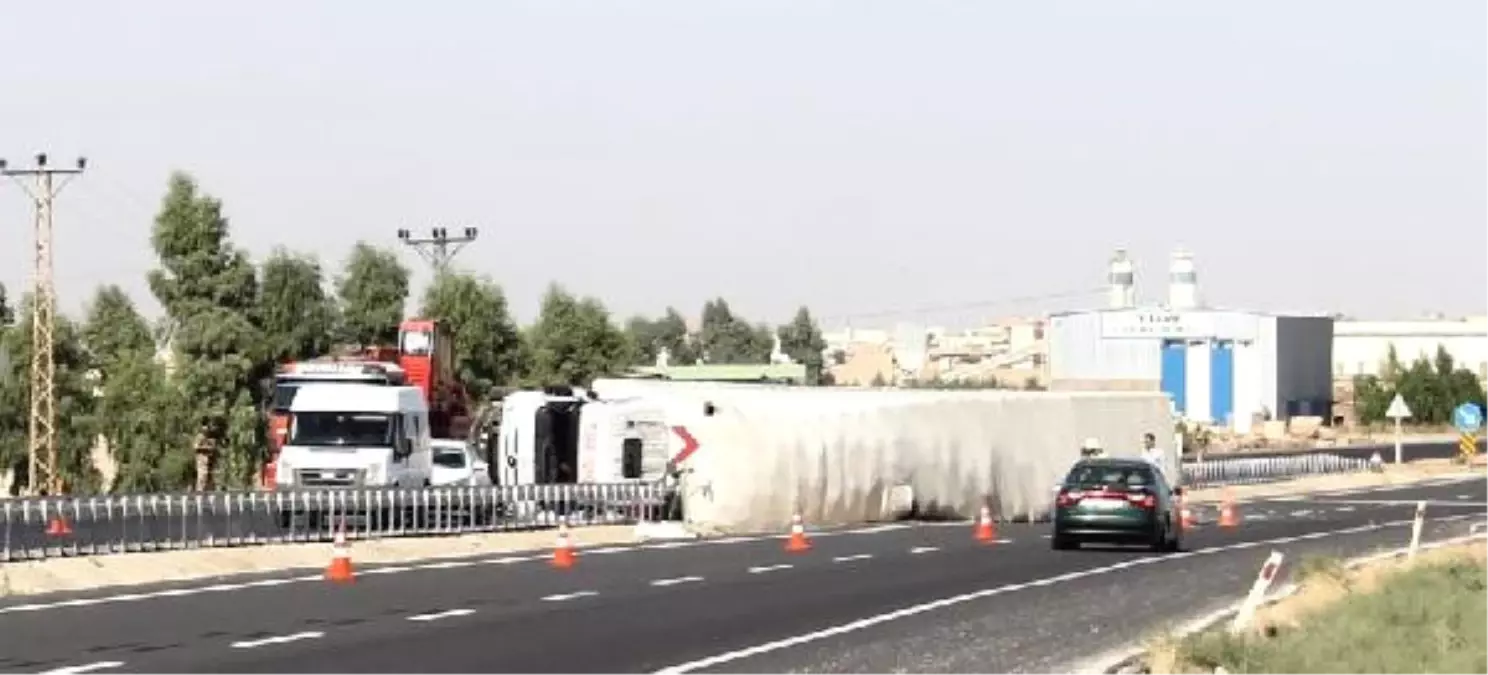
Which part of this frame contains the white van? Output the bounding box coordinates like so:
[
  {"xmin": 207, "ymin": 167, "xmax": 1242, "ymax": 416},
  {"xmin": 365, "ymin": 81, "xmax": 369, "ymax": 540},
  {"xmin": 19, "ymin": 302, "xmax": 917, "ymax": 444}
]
[{"xmin": 274, "ymin": 384, "xmax": 434, "ymax": 489}]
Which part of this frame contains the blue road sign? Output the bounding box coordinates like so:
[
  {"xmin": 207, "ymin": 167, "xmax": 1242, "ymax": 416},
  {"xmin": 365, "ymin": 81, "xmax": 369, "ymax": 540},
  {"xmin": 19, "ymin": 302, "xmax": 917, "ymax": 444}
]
[{"xmin": 1454, "ymin": 402, "xmax": 1484, "ymax": 433}]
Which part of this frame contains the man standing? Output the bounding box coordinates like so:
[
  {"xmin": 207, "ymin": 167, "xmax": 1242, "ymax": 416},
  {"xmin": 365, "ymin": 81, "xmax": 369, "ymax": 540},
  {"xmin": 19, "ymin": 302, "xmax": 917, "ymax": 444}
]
[{"xmin": 1142, "ymin": 432, "xmax": 1166, "ymax": 477}]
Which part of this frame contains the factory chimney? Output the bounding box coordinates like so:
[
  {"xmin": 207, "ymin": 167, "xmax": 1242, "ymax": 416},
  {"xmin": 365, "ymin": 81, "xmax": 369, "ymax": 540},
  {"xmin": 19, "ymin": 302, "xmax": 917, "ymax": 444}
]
[
  {"xmin": 1107, "ymin": 249, "xmax": 1136, "ymax": 309},
  {"xmin": 1167, "ymin": 248, "xmax": 1199, "ymax": 310}
]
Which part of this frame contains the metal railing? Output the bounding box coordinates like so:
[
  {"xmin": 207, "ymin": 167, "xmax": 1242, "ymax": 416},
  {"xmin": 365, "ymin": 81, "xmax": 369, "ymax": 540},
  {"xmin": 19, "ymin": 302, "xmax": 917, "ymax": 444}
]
[
  {"xmin": 2, "ymin": 482, "xmax": 672, "ymax": 562},
  {"xmin": 1181, "ymin": 452, "xmax": 1372, "ymax": 489}
]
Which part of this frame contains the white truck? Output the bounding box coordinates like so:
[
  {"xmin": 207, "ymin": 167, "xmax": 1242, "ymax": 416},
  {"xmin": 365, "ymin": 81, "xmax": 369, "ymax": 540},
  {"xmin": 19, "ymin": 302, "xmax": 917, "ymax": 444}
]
[{"xmin": 274, "ymin": 383, "xmax": 434, "ymax": 527}]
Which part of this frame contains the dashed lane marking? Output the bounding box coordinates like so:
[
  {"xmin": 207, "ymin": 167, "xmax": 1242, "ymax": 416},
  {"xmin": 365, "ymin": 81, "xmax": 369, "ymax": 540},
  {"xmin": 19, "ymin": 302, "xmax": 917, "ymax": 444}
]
[
  {"xmin": 832, "ymin": 554, "xmax": 873, "ymax": 563},
  {"xmin": 541, "ymin": 591, "xmax": 598, "ymax": 602},
  {"xmin": 40, "ymin": 662, "xmax": 124, "ymax": 674},
  {"xmin": 651, "ymin": 576, "xmax": 704, "ymax": 587},
  {"xmin": 231, "ymin": 631, "xmax": 324, "ymax": 649},
  {"xmin": 407, "ymin": 608, "xmax": 476, "ymax": 622},
  {"xmin": 748, "ymin": 564, "xmax": 793, "ymax": 574},
  {"xmin": 909, "ymin": 546, "xmax": 939, "ymax": 554}
]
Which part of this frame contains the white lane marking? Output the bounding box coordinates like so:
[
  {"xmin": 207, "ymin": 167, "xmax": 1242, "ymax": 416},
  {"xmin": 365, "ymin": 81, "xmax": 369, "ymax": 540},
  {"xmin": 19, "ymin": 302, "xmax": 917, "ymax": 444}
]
[
  {"xmin": 586, "ymin": 546, "xmax": 630, "ymax": 555},
  {"xmin": 712, "ymin": 536, "xmax": 760, "ymax": 544},
  {"xmin": 1335, "ymin": 506, "xmax": 1356, "ymax": 513},
  {"xmin": 542, "ymin": 591, "xmax": 598, "ymax": 602},
  {"xmin": 420, "ymin": 560, "xmax": 476, "ymax": 570},
  {"xmin": 363, "ymin": 565, "xmax": 413, "ymax": 575},
  {"xmin": 408, "ymin": 608, "xmax": 476, "ymax": 622},
  {"xmin": 909, "ymin": 546, "xmax": 940, "ymax": 554},
  {"xmin": 847, "ymin": 524, "xmax": 911, "ymax": 535},
  {"xmin": 652, "ymin": 517, "xmax": 1431, "ymax": 674},
  {"xmin": 484, "ymin": 555, "xmax": 537, "ymax": 565},
  {"xmin": 748, "ymin": 564, "xmax": 793, "ymax": 574},
  {"xmin": 642, "ymin": 542, "xmax": 695, "ymax": 550},
  {"xmin": 651, "ymin": 576, "xmax": 704, "ymax": 587},
  {"xmin": 832, "ymin": 554, "xmax": 873, "ymax": 563},
  {"xmin": 231, "ymin": 631, "xmax": 324, "ymax": 649},
  {"xmin": 41, "ymin": 662, "xmax": 125, "ymax": 674},
  {"xmin": 1290, "ymin": 510, "xmax": 1314, "ymax": 517},
  {"xmin": 1313, "ymin": 499, "xmax": 1487, "ymax": 508},
  {"xmin": 1458, "ymin": 494, "xmax": 1472, "ymax": 500}
]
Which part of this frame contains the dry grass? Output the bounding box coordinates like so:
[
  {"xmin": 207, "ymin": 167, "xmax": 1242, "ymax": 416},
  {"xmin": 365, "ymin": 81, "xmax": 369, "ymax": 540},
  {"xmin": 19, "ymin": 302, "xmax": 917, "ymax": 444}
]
[{"xmin": 1145, "ymin": 542, "xmax": 1488, "ymax": 674}]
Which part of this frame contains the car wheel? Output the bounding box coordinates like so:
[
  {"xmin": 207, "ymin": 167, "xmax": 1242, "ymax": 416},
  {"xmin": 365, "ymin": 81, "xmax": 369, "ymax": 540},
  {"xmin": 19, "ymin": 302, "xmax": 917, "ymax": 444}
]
[
  {"xmin": 1051, "ymin": 533, "xmax": 1077, "ymax": 550},
  {"xmin": 1149, "ymin": 520, "xmax": 1170, "ymax": 553},
  {"xmin": 1167, "ymin": 518, "xmax": 1184, "ymax": 552}
]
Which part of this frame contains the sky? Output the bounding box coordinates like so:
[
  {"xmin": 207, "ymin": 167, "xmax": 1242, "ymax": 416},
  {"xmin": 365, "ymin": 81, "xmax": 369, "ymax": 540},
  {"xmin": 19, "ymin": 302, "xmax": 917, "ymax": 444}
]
[{"xmin": 0, "ymin": 1, "xmax": 1483, "ymax": 331}]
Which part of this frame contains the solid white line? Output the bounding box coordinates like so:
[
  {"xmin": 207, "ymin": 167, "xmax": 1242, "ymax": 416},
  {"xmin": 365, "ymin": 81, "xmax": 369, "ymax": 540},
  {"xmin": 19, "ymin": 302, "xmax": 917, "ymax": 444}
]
[
  {"xmin": 846, "ymin": 524, "xmax": 911, "ymax": 535},
  {"xmin": 748, "ymin": 564, "xmax": 793, "ymax": 574},
  {"xmin": 408, "ymin": 608, "xmax": 475, "ymax": 622},
  {"xmin": 651, "ymin": 576, "xmax": 704, "ymax": 587},
  {"xmin": 542, "ymin": 591, "xmax": 598, "ymax": 602},
  {"xmin": 1316, "ymin": 499, "xmax": 1487, "ymax": 508},
  {"xmin": 652, "ymin": 517, "xmax": 1434, "ymax": 674},
  {"xmin": 909, "ymin": 546, "xmax": 940, "ymax": 554},
  {"xmin": 419, "ymin": 560, "xmax": 477, "ymax": 570},
  {"xmin": 231, "ymin": 631, "xmax": 324, "ymax": 649},
  {"xmin": 643, "ymin": 542, "xmax": 695, "ymax": 550},
  {"xmin": 41, "ymin": 662, "xmax": 125, "ymax": 675},
  {"xmin": 832, "ymin": 554, "xmax": 873, "ymax": 563},
  {"xmin": 585, "ymin": 546, "xmax": 631, "ymax": 555}
]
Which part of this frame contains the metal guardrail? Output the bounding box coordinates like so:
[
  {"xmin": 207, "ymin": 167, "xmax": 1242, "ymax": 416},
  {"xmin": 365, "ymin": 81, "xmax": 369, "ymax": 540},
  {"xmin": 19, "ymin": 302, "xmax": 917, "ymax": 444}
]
[
  {"xmin": 1181, "ymin": 452, "xmax": 1372, "ymax": 489},
  {"xmin": 1, "ymin": 482, "xmax": 672, "ymax": 563}
]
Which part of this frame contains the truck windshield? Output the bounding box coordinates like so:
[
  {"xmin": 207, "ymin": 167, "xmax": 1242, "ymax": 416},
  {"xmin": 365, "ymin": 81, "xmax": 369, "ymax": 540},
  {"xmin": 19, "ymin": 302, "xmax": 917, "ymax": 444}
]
[{"xmin": 290, "ymin": 412, "xmax": 393, "ymax": 448}]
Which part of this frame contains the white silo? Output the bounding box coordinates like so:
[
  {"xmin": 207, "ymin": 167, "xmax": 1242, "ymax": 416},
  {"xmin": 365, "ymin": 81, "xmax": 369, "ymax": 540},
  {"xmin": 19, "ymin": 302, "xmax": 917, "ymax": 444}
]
[
  {"xmin": 1168, "ymin": 248, "xmax": 1199, "ymax": 310},
  {"xmin": 1107, "ymin": 249, "xmax": 1136, "ymax": 309}
]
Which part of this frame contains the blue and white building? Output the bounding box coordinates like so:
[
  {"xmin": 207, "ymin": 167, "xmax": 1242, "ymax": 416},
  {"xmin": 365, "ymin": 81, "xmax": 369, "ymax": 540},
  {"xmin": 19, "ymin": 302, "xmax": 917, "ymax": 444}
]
[{"xmin": 1046, "ymin": 249, "xmax": 1334, "ymax": 433}]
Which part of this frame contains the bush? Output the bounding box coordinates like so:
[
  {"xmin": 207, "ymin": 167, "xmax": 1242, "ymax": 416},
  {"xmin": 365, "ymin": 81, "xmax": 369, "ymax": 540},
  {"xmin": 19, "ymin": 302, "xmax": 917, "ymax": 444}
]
[{"xmin": 1355, "ymin": 344, "xmax": 1486, "ymax": 426}]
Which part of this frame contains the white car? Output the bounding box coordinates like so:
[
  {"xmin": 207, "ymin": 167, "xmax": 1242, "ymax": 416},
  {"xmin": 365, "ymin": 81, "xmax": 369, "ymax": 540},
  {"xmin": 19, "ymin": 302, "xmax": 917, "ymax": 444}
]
[{"xmin": 429, "ymin": 439, "xmax": 492, "ymax": 487}]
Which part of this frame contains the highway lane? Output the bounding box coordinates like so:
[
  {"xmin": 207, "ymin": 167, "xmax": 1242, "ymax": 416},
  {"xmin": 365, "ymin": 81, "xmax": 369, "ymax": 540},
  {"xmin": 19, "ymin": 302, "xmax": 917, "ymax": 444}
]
[
  {"xmin": 5, "ymin": 440, "xmax": 1472, "ymax": 558},
  {"xmin": 6, "ymin": 475, "xmax": 1481, "ymax": 674},
  {"xmin": 1189, "ymin": 438, "xmax": 1481, "ymax": 463}
]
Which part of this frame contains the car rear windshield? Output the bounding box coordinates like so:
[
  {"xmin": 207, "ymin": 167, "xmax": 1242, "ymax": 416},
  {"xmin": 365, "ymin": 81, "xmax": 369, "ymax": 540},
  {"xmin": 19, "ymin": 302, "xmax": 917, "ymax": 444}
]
[
  {"xmin": 432, "ymin": 450, "xmax": 467, "ymax": 469},
  {"xmin": 1064, "ymin": 463, "xmax": 1155, "ymax": 490}
]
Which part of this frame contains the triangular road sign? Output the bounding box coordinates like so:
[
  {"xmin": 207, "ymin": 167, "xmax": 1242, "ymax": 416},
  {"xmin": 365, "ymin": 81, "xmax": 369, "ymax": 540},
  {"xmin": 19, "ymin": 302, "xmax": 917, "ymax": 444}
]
[{"xmin": 1386, "ymin": 393, "xmax": 1412, "ymax": 420}]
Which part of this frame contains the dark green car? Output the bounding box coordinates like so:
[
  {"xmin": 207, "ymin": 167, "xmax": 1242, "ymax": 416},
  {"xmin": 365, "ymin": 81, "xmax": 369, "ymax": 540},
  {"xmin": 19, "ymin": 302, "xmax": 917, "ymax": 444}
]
[{"xmin": 1051, "ymin": 457, "xmax": 1183, "ymax": 552}]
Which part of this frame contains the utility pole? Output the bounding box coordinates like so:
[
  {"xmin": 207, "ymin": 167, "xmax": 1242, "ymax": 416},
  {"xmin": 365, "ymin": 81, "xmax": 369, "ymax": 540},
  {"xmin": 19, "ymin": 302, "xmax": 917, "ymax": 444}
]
[
  {"xmin": 396, "ymin": 226, "xmax": 479, "ymax": 274},
  {"xmin": 1, "ymin": 153, "xmax": 86, "ymax": 496}
]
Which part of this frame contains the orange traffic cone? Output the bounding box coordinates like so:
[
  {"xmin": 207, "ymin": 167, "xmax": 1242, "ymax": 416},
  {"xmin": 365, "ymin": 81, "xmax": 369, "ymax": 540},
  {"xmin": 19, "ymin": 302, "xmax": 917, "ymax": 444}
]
[
  {"xmin": 325, "ymin": 522, "xmax": 355, "ymax": 584},
  {"xmin": 784, "ymin": 512, "xmax": 812, "ymax": 553},
  {"xmin": 46, "ymin": 515, "xmax": 72, "ymax": 537},
  {"xmin": 1218, "ymin": 489, "xmax": 1240, "ymax": 529},
  {"xmin": 975, "ymin": 505, "xmax": 997, "ymax": 543},
  {"xmin": 550, "ymin": 522, "xmax": 577, "ymax": 569}
]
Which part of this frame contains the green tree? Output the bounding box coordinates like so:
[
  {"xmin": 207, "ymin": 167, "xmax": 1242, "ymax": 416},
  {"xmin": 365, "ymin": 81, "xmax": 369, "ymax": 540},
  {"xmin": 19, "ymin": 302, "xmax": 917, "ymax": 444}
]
[
  {"xmin": 0, "ymin": 293, "xmax": 99, "ymax": 493},
  {"xmin": 624, "ymin": 307, "xmax": 696, "ymax": 367},
  {"xmin": 337, "ymin": 242, "xmax": 409, "ymax": 348},
  {"xmin": 80, "ymin": 285, "xmax": 195, "ymax": 492},
  {"xmin": 257, "ymin": 248, "xmax": 337, "ymax": 364},
  {"xmin": 698, "ymin": 298, "xmax": 773, "ymax": 364},
  {"xmin": 1355, "ymin": 343, "xmax": 1485, "ymax": 426},
  {"xmin": 777, "ymin": 306, "xmax": 828, "ymax": 384},
  {"xmin": 0, "ymin": 282, "xmax": 13, "ymax": 328},
  {"xmin": 525, "ymin": 283, "xmax": 631, "ymax": 386},
  {"xmin": 147, "ymin": 172, "xmax": 264, "ymax": 490},
  {"xmin": 419, "ymin": 272, "xmax": 523, "ymax": 396}
]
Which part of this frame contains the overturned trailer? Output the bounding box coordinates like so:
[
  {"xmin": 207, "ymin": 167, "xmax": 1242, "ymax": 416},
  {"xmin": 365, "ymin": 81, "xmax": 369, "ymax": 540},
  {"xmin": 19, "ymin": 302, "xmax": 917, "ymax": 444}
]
[{"xmin": 589, "ymin": 379, "xmax": 1176, "ymax": 534}]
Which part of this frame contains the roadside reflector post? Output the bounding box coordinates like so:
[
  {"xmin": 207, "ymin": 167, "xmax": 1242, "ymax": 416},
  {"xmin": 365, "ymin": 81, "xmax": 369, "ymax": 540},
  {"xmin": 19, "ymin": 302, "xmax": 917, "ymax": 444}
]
[
  {"xmin": 1408, "ymin": 500, "xmax": 1427, "ymax": 559},
  {"xmin": 1230, "ymin": 550, "xmax": 1285, "ymax": 634}
]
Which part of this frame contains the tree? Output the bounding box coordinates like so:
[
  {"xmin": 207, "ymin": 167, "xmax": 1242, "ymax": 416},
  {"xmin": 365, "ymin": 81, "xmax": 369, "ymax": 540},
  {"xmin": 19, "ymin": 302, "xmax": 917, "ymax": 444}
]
[
  {"xmin": 0, "ymin": 293, "xmax": 100, "ymax": 493},
  {"xmin": 419, "ymin": 271, "xmax": 523, "ymax": 396},
  {"xmin": 337, "ymin": 242, "xmax": 409, "ymax": 348},
  {"xmin": 0, "ymin": 282, "xmax": 13, "ymax": 328},
  {"xmin": 257, "ymin": 248, "xmax": 337, "ymax": 364},
  {"xmin": 777, "ymin": 306, "xmax": 828, "ymax": 384},
  {"xmin": 82, "ymin": 285, "xmax": 154, "ymax": 368},
  {"xmin": 525, "ymin": 283, "xmax": 631, "ymax": 386},
  {"xmin": 625, "ymin": 307, "xmax": 696, "ymax": 367},
  {"xmin": 697, "ymin": 298, "xmax": 772, "ymax": 364},
  {"xmin": 1355, "ymin": 342, "xmax": 1485, "ymax": 426},
  {"xmin": 147, "ymin": 172, "xmax": 264, "ymax": 490}
]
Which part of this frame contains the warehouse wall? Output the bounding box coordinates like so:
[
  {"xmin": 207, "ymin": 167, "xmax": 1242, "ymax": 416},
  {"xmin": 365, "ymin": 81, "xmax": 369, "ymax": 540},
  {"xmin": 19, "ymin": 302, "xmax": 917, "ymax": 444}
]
[{"xmin": 1274, "ymin": 315, "xmax": 1335, "ymax": 419}]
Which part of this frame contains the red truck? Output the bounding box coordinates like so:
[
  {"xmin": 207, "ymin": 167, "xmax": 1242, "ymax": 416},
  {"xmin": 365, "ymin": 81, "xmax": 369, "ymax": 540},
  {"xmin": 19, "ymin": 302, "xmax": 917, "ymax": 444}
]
[{"xmin": 261, "ymin": 319, "xmax": 473, "ymax": 487}]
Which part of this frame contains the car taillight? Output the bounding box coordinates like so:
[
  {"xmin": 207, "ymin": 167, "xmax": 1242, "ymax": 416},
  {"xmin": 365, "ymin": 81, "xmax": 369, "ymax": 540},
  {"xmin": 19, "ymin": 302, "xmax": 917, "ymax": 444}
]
[
  {"xmin": 1056, "ymin": 489, "xmax": 1083, "ymax": 507},
  {"xmin": 1126, "ymin": 492, "xmax": 1156, "ymax": 509}
]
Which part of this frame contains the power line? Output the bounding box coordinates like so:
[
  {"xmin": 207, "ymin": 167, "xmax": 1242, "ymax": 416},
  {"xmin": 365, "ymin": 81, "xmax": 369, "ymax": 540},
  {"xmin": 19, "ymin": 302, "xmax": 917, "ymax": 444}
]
[
  {"xmin": 397, "ymin": 226, "xmax": 479, "ymax": 274},
  {"xmin": 1, "ymin": 152, "xmax": 86, "ymax": 496}
]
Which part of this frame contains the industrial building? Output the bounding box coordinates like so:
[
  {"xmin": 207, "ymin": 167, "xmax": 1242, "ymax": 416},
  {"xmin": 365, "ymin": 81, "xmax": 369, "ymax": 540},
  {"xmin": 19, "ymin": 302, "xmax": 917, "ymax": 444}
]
[{"xmin": 1047, "ymin": 249, "xmax": 1334, "ymax": 433}]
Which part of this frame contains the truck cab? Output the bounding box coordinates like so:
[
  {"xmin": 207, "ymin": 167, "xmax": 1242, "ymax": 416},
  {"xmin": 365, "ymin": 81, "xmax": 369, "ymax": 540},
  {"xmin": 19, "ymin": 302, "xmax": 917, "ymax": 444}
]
[
  {"xmin": 274, "ymin": 383, "xmax": 433, "ymax": 490},
  {"xmin": 486, "ymin": 388, "xmax": 671, "ymax": 487}
]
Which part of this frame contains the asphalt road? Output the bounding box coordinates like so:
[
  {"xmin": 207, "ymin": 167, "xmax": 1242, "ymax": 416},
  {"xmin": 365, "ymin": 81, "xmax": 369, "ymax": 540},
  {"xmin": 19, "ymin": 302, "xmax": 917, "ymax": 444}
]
[
  {"xmin": 1192, "ymin": 437, "xmax": 1482, "ymax": 462},
  {"xmin": 2, "ymin": 472, "xmax": 1483, "ymax": 674},
  {"xmin": 6, "ymin": 440, "xmax": 1474, "ymax": 560}
]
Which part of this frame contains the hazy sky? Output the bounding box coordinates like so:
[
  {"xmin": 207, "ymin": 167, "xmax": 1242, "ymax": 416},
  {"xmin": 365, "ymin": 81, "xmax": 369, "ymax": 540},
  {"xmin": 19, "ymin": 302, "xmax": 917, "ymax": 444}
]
[{"xmin": 0, "ymin": 1, "xmax": 1482, "ymax": 330}]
